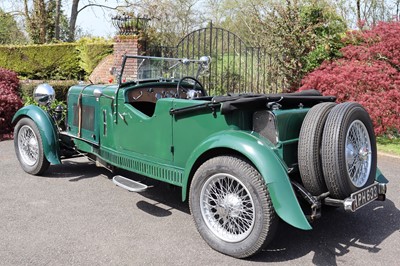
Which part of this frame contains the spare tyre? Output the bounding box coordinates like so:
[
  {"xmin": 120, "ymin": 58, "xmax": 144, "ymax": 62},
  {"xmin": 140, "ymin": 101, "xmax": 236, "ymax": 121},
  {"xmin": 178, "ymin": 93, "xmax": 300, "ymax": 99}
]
[
  {"xmin": 298, "ymin": 102, "xmax": 336, "ymax": 195},
  {"xmin": 321, "ymin": 102, "xmax": 377, "ymax": 199}
]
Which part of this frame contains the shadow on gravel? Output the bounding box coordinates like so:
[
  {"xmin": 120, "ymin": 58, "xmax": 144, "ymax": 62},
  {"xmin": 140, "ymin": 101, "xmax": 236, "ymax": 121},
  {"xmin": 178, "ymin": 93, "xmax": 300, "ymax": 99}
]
[
  {"xmin": 129, "ymin": 177, "xmax": 399, "ymax": 264},
  {"xmin": 40, "ymin": 158, "xmax": 190, "ymax": 214},
  {"xmin": 136, "ymin": 200, "xmax": 173, "ymax": 217},
  {"xmin": 112, "ymin": 168, "xmax": 191, "ymax": 215},
  {"xmin": 249, "ymin": 199, "xmax": 399, "ymax": 265},
  {"xmin": 39, "ymin": 156, "xmax": 398, "ymax": 265},
  {"xmin": 43, "ymin": 158, "xmax": 113, "ymax": 181}
]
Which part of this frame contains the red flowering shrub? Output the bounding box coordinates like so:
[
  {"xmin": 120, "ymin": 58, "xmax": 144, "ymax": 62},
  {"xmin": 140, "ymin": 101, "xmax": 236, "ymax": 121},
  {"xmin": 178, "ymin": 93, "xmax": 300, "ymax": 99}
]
[
  {"xmin": 300, "ymin": 21, "xmax": 400, "ymax": 136},
  {"xmin": 0, "ymin": 68, "xmax": 22, "ymax": 140}
]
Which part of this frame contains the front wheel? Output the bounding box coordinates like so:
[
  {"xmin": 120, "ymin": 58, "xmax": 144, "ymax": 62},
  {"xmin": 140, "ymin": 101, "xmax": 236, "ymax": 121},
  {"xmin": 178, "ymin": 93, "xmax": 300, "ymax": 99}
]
[
  {"xmin": 189, "ymin": 156, "xmax": 277, "ymax": 258},
  {"xmin": 14, "ymin": 118, "xmax": 50, "ymax": 175}
]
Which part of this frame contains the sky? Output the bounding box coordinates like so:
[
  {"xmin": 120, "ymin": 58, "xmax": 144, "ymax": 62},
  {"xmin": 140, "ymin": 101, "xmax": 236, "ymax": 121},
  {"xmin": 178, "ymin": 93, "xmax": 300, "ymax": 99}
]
[
  {"xmin": 65, "ymin": 0, "xmax": 119, "ymax": 38},
  {"xmin": 0, "ymin": 0, "xmax": 121, "ymax": 38}
]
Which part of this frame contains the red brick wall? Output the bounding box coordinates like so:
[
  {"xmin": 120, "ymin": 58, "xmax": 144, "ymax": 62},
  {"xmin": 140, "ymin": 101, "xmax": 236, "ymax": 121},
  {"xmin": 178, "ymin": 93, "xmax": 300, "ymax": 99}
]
[
  {"xmin": 88, "ymin": 55, "xmax": 114, "ymax": 84},
  {"xmin": 89, "ymin": 36, "xmax": 140, "ymax": 84}
]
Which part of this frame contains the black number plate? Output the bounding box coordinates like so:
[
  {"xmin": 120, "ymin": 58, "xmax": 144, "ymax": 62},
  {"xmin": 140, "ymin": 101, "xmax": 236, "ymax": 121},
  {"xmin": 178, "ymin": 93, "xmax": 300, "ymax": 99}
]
[{"xmin": 351, "ymin": 183, "xmax": 379, "ymax": 211}]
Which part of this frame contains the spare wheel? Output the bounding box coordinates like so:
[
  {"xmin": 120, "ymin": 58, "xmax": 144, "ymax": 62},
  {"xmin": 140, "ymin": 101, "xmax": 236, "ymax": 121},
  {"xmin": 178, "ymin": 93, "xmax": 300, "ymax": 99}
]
[
  {"xmin": 321, "ymin": 102, "xmax": 377, "ymax": 199},
  {"xmin": 298, "ymin": 102, "xmax": 336, "ymax": 195}
]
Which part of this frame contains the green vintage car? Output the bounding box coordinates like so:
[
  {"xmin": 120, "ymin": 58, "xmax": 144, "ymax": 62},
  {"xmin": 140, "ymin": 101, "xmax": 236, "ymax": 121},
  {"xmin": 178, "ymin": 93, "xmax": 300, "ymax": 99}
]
[{"xmin": 12, "ymin": 55, "xmax": 388, "ymax": 258}]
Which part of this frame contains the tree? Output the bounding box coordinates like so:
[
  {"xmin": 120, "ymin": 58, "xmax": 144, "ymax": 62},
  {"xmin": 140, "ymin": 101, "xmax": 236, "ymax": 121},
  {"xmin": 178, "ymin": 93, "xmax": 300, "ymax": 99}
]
[
  {"xmin": 0, "ymin": 8, "xmax": 27, "ymax": 44},
  {"xmin": 22, "ymin": 0, "xmax": 69, "ymax": 43},
  {"xmin": 332, "ymin": 0, "xmax": 400, "ymax": 30},
  {"xmin": 14, "ymin": 0, "xmax": 132, "ymax": 42},
  {"xmin": 300, "ymin": 21, "xmax": 400, "ymax": 136},
  {"xmin": 23, "ymin": 0, "xmax": 47, "ymax": 43},
  {"xmin": 125, "ymin": 0, "xmax": 202, "ymax": 47},
  {"xmin": 68, "ymin": 0, "xmax": 134, "ymax": 41},
  {"xmin": 219, "ymin": 0, "xmax": 347, "ymax": 90},
  {"xmin": 54, "ymin": 0, "xmax": 61, "ymax": 39}
]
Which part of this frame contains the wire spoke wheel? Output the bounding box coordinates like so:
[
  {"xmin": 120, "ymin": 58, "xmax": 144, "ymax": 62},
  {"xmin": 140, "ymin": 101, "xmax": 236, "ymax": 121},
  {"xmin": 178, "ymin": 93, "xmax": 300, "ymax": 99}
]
[
  {"xmin": 322, "ymin": 102, "xmax": 377, "ymax": 199},
  {"xmin": 14, "ymin": 118, "xmax": 50, "ymax": 175},
  {"xmin": 200, "ymin": 173, "xmax": 255, "ymax": 242},
  {"xmin": 190, "ymin": 156, "xmax": 277, "ymax": 258},
  {"xmin": 345, "ymin": 120, "xmax": 372, "ymax": 188},
  {"xmin": 18, "ymin": 125, "xmax": 39, "ymax": 166}
]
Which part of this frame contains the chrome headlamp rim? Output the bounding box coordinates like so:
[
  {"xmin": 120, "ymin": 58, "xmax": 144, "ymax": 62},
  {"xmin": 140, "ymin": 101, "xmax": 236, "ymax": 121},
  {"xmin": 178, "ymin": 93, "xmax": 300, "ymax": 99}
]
[{"xmin": 33, "ymin": 83, "xmax": 55, "ymax": 106}]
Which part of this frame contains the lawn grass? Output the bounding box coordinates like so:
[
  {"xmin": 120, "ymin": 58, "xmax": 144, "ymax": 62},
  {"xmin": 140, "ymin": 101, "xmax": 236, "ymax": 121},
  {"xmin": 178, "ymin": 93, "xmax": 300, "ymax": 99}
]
[{"xmin": 377, "ymin": 137, "xmax": 400, "ymax": 156}]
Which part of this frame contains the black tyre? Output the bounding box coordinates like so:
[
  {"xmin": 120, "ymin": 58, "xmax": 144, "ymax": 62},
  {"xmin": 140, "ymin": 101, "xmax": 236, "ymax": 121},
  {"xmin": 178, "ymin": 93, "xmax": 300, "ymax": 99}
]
[
  {"xmin": 298, "ymin": 102, "xmax": 336, "ymax": 195},
  {"xmin": 321, "ymin": 102, "xmax": 377, "ymax": 199},
  {"xmin": 189, "ymin": 156, "xmax": 278, "ymax": 258},
  {"xmin": 14, "ymin": 118, "xmax": 50, "ymax": 175}
]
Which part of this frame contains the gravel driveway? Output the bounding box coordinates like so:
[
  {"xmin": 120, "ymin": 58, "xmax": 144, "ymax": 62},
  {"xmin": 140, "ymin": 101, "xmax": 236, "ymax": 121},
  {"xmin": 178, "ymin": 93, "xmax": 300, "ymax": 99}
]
[{"xmin": 0, "ymin": 139, "xmax": 399, "ymax": 265}]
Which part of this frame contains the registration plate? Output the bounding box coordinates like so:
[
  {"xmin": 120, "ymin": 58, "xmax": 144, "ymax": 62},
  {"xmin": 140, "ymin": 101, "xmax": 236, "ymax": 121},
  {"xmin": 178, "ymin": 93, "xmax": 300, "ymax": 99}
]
[{"xmin": 351, "ymin": 183, "xmax": 379, "ymax": 211}]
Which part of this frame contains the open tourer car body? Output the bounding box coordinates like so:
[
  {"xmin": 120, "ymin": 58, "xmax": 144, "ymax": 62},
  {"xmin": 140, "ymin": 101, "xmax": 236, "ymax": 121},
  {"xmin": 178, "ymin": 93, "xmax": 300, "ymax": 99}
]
[{"xmin": 12, "ymin": 55, "xmax": 388, "ymax": 258}]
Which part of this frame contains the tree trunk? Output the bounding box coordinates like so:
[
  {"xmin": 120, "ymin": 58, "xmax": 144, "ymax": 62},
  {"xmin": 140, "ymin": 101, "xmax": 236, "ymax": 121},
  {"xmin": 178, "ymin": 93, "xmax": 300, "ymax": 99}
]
[
  {"xmin": 356, "ymin": 0, "xmax": 361, "ymax": 29},
  {"xmin": 69, "ymin": 0, "xmax": 80, "ymax": 42},
  {"xmin": 35, "ymin": 0, "xmax": 47, "ymax": 43},
  {"xmin": 55, "ymin": 0, "xmax": 61, "ymax": 40}
]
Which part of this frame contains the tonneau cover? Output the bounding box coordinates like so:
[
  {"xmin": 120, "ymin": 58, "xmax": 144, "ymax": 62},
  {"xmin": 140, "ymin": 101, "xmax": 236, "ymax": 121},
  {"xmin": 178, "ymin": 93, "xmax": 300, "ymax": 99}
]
[{"xmin": 212, "ymin": 90, "xmax": 336, "ymax": 114}]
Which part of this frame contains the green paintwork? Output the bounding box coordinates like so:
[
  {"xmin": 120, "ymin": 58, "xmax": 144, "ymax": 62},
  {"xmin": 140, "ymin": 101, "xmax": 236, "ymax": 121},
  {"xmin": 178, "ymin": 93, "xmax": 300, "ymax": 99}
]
[
  {"xmin": 25, "ymin": 78, "xmax": 386, "ymax": 232},
  {"xmin": 172, "ymin": 99, "xmax": 252, "ymax": 166},
  {"xmin": 376, "ymin": 167, "xmax": 389, "ymax": 183},
  {"xmin": 272, "ymin": 108, "xmax": 309, "ymax": 168},
  {"xmin": 12, "ymin": 105, "xmax": 61, "ymax": 164},
  {"xmin": 115, "ymin": 99, "xmax": 174, "ymax": 162},
  {"xmin": 182, "ymin": 130, "xmax": 311, "ymax": 230},
  {"xmin": 67, "ymin": 84, "xmax": 118, "ymax": 145},
  {"xmin": 12, "ymin": 55, "xmax": 389, "ymax": 240},
  {"xmin": 63, "ymin": 83, "xmax": 313, "ymax": 230}
]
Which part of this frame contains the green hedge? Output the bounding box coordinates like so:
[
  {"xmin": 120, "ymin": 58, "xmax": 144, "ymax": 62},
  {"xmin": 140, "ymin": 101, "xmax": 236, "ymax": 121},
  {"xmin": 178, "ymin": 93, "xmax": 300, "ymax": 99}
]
[
  {"xmin": 0, "ymin": 43, "xmax": 83, "ymax": 79},
  {"xmin": 20, "ymin": 80, "xmax": 78, "ymax": 102},
  {"xmin": 0, "ymin": 40, "xmax": 113, "ymax": 80},
  {"xmin": 76, "ymin": 37, "xmax": 113, "ymax": 77}
]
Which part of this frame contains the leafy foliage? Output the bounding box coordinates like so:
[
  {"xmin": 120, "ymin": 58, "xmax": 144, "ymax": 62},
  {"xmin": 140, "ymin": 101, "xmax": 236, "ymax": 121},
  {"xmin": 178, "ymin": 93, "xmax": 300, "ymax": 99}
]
[
  {"xmin": 300, "ymin": 21, "xmax": 400, "ymax": 136},
  {"xmin": 0, "ymin": 8, "xmax": 27, "ymax": 45},
  {"xmin": 0, "ymin": 68, "xmax": 22, "ymax": 140},
  {"xmin": 20, "ymin": 80, "xmax": 77, "ymax": 102},
  {"xmin": 0, "ymin": 40, "xmax": 113, "ymax": 80},
  {"xmin": 23, "ymin": 95, "xmax": 67, "ymax": 128},
  {"xmin": 0, "ymin": 43, "xmax": 83, "ymax": 80},
  {"xmin": 215, "ymin": 0, "xmax": 347, "ymax": 91},
  {"xmin": 76, "ymin": 37, "xmax": 113, "ymax": 77}
]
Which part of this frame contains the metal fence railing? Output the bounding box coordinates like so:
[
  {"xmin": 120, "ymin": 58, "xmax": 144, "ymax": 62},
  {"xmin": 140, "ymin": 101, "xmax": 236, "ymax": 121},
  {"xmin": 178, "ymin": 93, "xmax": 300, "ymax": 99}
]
[{"xmin": 145, "ymin": 24, "xmax": 286, "ymax": 95}]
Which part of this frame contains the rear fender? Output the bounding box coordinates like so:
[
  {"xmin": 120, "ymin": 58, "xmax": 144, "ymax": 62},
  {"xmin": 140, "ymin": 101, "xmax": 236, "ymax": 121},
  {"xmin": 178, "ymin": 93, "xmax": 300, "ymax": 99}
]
[
  {"xmin": 375, "ymin": 167, "xmax": 388, "ymax": 183},
  {"xmin": 12, "ymin": 105, "xmax": 61, "ymax": 164},
  {"xmin": 183, "ymin": 130, "xmax": 311, "ymax": 230}
]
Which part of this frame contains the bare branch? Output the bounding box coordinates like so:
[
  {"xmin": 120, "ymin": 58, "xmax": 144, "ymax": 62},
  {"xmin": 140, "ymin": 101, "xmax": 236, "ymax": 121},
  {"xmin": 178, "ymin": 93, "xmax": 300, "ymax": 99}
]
[{"xmin": 77, "ymin": 3, "xmax": 134, "ymax": 15}]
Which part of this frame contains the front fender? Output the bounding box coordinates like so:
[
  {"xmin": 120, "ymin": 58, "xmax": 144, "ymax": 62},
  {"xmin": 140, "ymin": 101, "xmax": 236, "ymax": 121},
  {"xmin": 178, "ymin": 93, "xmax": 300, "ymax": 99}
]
[
  {"xmin": 183, "ymin": 130, "xmax": 311, "ymax": 230},
  {"xmin": 12, "ymin": 105, "xmax": 61, "ymax": 164}
]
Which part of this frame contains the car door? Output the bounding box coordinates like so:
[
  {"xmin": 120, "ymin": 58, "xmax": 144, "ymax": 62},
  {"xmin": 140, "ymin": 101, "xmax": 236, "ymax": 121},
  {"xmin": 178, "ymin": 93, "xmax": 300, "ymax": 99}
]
[{"xmin": 114, "ymin": 97, "xmax": 174, "ymax": 163}]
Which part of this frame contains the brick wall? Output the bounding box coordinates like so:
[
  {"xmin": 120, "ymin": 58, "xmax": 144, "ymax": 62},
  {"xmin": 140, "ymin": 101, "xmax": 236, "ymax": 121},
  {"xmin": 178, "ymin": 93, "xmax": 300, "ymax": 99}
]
[
  {"xmin": 88, "ymin": 55, "xmax": 114, "ymax": 84},
  {"xmin": 89, "ymin": 36, "xmax": 140, "ymax": 84}
]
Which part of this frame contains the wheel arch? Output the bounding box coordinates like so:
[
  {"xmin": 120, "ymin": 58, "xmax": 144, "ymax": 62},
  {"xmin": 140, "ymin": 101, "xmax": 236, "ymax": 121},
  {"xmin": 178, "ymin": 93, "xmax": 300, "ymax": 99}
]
[
  {"xmin": 12, "ymin": 105, "xmax": 61, "ymax": 165},
  {"xmin": 182, "ymin": 130, "xmax": 312, "ymax": 230}
]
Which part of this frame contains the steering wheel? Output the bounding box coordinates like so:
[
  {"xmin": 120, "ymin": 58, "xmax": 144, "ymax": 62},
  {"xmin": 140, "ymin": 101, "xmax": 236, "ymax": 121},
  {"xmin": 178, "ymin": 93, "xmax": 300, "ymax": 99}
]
[{"xmin": 176, "ymin": 76, "xmax": 207, "ymax": 99}]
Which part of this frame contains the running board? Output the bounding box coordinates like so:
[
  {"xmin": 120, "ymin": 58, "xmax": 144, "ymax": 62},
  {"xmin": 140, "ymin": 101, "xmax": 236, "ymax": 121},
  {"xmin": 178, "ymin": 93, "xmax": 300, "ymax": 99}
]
[{"xmin": 112, "ymin": 175, "xmax": 148, "ymax": 192}]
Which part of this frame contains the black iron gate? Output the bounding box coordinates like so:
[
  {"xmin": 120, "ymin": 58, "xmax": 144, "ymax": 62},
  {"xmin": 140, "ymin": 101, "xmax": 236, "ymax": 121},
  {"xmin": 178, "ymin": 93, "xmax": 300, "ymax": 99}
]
[{"xmin": 147, "ymin": 24, "xmax": 285, "ymax": 95}]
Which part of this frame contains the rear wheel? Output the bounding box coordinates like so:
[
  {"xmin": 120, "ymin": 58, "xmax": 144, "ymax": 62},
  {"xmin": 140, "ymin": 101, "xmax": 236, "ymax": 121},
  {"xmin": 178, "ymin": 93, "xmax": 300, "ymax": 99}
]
[
  {"xmin": 298, "ymin": 102, "xmax": 336, "ymax": 195},
  {"xmin": 14, "ymin": 118, "xmax": 50, "ymax": 175},
  {"xmin": 321, "ymin": 102, "xmax": 376, "ymax": 199},
  {"xmin": 189, "ymin": 156, "xmax": 277, "ymax": 258}
]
